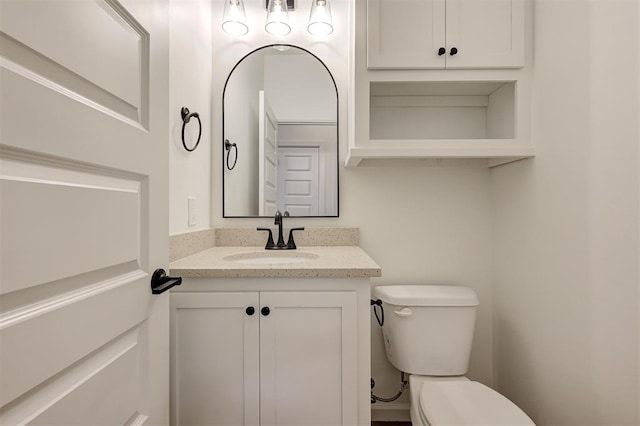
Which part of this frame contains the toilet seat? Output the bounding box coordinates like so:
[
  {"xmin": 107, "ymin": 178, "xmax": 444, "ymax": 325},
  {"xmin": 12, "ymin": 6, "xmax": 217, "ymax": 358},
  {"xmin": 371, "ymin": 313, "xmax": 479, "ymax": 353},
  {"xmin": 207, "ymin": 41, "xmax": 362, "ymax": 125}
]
[{"xmin": 419, "ymin": 381, "xmax": 535, "ymax": 425}]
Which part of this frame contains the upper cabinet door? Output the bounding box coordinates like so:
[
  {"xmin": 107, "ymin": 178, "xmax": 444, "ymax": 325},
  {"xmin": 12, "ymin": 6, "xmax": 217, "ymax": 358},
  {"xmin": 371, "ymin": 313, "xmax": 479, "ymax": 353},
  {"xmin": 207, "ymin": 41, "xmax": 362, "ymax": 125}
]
[
  {"xmin": 366, "ymin": 0, "xmax": 524, "ymax": 69},
  {"xmin": 445, "ymin": 0, "xmax": 524, "ymax": 69},
  {"xmin": 367, "ymin": 0, "xmax": 446, "ymax": 69}
]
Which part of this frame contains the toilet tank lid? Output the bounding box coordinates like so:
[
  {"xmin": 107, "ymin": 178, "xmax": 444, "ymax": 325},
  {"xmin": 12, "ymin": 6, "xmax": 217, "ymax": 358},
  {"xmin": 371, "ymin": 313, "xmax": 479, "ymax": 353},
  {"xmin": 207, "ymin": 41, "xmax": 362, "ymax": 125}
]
[
  {"xmin": 374, "ymin": 285, "xmax": 478, "ymax": 307},
  {"xmin": 420, "ymin": 381, "xmax": 535, "ymax": 425}
]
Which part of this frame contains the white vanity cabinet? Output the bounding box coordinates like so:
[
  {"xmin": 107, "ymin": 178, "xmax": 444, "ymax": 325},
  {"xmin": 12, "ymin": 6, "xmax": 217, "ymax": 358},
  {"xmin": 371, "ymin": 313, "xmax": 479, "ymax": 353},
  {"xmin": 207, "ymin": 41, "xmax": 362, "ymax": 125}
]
[
  {"xmin": 367, "ymin": 0, "xmax": 525, "ymax": 69},
  {"xmin": 170, "ymin": 278, "xmax": 370, "ymax": 426}
]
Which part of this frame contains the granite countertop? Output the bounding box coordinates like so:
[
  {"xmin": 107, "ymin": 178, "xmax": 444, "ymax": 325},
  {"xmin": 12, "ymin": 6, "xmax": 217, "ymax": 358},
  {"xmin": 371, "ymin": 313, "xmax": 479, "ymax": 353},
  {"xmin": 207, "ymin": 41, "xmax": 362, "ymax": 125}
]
[{"xmin": 169, "ymin": 246, "xmax": 382, "ymax": 279}]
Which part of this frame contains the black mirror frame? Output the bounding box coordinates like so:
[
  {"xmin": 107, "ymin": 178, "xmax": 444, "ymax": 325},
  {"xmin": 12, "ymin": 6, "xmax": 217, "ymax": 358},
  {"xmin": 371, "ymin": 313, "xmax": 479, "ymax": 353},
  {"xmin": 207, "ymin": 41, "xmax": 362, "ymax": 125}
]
[{"xmin": 222, "ymin": 44, "xmax": 339, "ymax": 218}]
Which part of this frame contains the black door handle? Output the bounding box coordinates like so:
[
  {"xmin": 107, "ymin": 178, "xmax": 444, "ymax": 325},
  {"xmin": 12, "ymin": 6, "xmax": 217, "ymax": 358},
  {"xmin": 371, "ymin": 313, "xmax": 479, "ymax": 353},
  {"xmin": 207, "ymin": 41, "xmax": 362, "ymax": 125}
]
[
  {"xmin": 450, "ymin": 47, "xmax": 458, "ymax": 56},
  {"xmin": 246, "ymin": 306, "xmax": 255, "ymax": 316},
  {"xmin": 261, "ymin": 306, "xmax": 271, "ymax": 316},
  {"xmin": 438, "ymin": 47, "xmax": 446, "ymax": 56},
  {"xmin": 150, "ymin": 268, "xmax": 182, "ymax": 294}
]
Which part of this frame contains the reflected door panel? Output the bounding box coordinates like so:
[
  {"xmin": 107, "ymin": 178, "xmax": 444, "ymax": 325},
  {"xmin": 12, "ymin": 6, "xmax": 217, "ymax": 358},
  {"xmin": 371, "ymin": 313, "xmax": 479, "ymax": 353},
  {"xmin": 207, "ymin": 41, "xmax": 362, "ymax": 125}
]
[
  {"xmin": 278, "ymin": 147, "xmax": 320, "ymax": 216},
  {"xmin": 259, "ymin": 91, "xmax": 279, "ymax": 216}
]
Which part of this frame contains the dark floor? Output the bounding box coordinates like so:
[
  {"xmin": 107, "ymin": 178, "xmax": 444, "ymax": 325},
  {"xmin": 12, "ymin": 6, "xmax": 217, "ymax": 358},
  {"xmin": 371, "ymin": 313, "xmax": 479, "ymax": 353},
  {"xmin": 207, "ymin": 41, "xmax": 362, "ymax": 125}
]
[{"xmin": 371, "ymin": 422, "xmax": 412, "ymax": 426}]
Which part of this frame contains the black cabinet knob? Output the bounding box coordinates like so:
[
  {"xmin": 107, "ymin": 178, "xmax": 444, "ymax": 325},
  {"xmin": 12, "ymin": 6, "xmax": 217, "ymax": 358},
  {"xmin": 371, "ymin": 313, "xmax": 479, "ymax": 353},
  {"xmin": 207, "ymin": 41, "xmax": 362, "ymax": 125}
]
[
  {"xmin": 261, "ymin": 306, "xmax": 271, "ymax": 316},
  {"xmin": 246, "ymin": 306, "xmax": 255, "ymax": 316},
  {"xmin": 450, "ymin": 47, "xmax": 458, "ymax": 56},
  {"xmin": 438, "ymin": 47, "xmax": 446, "ymax": 56}
]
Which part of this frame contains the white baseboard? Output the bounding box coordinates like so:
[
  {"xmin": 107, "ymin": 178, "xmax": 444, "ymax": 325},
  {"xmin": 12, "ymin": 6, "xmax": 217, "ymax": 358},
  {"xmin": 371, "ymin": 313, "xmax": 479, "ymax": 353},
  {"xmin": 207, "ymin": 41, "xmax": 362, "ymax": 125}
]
[{"xmin": 371, "ymin": 402, "xmax": 411, "ymax": 421}]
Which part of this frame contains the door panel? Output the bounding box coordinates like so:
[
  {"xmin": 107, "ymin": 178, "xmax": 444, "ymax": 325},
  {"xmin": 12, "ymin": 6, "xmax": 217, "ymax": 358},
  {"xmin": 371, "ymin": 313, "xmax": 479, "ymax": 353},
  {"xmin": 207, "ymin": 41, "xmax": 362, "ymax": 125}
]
[
  {"xmin": 0, "ymin": 0, "xmax": 169, "ymax": 423},
  {"xmin": 29, "ymin": 337, "xmax": 140, "ymax": 425},
  {"xmin": 2, "ymin": 328, "xmax": 141, "ymax": 425},
  {"xmin": 258, "ymin": 91, "xmax": 278, "ymax": 216},
  {"xmin": 0, "ymin": 0, "xmax": 148, "ymax": 127},
  {"xmin": 0, "ymin": 158, "xmax": 141, "ymax": 294},
  {"xmin": 0, "ymin": 0, "xmax": 143, "ymax": 109},
  {"xmin": 277, "ymin": 147, "xmax": 319, "ymax": 216},
  {"xmin": 259, "ymin": 292, "xmax": 358, "ymax": 426},
  {"xmin": 277, "ymin": 124, "xmax": 338, "ymax": 216},
  {"xmin": 0, "ymin": 273, "xmax": 147, "ymax": 408}
]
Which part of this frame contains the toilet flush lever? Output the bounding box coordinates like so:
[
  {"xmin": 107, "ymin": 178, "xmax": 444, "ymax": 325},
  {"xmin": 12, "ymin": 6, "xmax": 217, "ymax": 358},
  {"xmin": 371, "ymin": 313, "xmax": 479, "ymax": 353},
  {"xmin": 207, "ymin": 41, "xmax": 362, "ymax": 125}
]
[{"xmin": 394, "ymin": 307, "xmax": 412, "ymax": 317}]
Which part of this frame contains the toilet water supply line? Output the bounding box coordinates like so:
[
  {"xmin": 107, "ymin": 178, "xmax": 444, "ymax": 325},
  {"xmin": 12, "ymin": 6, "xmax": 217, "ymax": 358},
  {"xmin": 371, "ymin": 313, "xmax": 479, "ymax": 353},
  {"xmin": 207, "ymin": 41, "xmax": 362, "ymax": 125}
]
[
  {"xmin": 371, "ymin": 298, "xmax": 384, "ymax": 326},
  {"xmin": 370, "ymin": 299, "xmax": 409, "ymax": 403},
  {"xmin": 371, "ymin": 372, "xmax": 408, "ymax": 403}
]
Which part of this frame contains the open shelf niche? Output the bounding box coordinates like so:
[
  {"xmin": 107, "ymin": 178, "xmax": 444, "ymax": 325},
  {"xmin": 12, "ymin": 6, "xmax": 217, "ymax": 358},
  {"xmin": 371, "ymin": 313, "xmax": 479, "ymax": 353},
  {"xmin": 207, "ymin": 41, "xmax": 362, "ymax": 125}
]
[{"xmin": 346, "ymin": 80, "xmax": 534, "ymax": 168}]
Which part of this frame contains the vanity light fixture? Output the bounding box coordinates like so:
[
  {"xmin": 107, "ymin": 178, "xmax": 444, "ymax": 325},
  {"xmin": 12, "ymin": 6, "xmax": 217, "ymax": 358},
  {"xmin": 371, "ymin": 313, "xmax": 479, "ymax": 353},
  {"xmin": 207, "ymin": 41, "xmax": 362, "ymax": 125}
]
[
  {"xmin": 307, "ymin": 0, "xmax": 333, "ymax": 36},
  {"xmin": 265, "ymin": 0, "xmax": 291, "ymax": 36},
  {"xmin": 222, "ymin": 0, "xmax": 249, "ymax": 36}
]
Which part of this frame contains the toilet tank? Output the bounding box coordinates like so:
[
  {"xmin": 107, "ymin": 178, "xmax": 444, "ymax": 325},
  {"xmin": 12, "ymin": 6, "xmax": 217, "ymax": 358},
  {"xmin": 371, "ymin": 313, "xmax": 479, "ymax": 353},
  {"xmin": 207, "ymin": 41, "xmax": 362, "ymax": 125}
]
[{"xmin": 373, "ymin": 285, "xmax": 479, "ymax": 376}]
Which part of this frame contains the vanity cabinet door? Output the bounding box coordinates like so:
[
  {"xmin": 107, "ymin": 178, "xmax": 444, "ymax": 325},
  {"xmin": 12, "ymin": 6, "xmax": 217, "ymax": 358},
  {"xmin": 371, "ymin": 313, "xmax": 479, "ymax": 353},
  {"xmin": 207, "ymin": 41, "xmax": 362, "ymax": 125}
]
[
  {"xmin": 171, "ymin": 293, "xmax": 260, "ymax": 426},
  {"xmin": 259, "ymin": 291, "xmax": 358, "ymax": 426}
]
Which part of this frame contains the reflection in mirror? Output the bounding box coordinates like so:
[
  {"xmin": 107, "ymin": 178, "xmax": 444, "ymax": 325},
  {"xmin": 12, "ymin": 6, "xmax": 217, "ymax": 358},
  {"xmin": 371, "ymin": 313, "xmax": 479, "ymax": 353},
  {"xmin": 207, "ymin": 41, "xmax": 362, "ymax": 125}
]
[{"xmin": 223, "ymin": 45, "xmax": 338, "ymax": 217}]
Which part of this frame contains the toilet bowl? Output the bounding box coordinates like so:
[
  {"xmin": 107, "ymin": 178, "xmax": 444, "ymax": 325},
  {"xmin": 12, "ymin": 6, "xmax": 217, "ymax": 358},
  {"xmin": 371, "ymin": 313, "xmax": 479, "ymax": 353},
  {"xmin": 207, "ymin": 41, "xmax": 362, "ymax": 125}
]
[
  {"xmin": 374, "ymin": 285, "xmax": 535, "ymax": 426},
  {"xmin": 409, "ymin": 375, "xmax": 535, "ymax": 425}
]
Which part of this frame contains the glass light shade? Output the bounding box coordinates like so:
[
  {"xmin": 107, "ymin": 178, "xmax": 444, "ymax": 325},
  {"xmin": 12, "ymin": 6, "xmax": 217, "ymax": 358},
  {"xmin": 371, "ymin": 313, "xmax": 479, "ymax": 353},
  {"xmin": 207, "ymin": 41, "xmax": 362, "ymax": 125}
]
[
  {"xmin": 265, "ymin": 0, "xmax": 291, "ymax": 36},
  {"xmin": 308, "ymin": 0, "xmax": 333, "ymax": 36},
  {"xmin": 222, "ymin": 0, "xmax": 248, "ymax": 36}
]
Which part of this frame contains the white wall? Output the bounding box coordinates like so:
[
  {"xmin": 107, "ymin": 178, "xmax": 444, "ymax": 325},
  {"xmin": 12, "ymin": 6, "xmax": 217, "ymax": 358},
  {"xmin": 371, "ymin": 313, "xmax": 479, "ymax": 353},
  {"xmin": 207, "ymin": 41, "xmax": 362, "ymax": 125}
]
[
  {"xmin": 169, "ymin": 0, "xmax": 212, "ymax": 234},
  {"xmin": 490, "ymin": 1, "xmax": 640, "ymax": 424},
  {"xmin": 172, "ymin": 0, "xmax": 640, "ymax": 422},
  {"xmin": 264, "ymin": 53, "xmax": 336, "ymax": 122},
  {"xmin": 348, "ymin": 166, "xmax": 494, "ymax": 410},
  {"xmin": 209, "ymin": 0, "xmax": 494, "ymax": 409},
  {"xmin": 223, "ymin": 52, "xmax": 263, "ymax": 216}
]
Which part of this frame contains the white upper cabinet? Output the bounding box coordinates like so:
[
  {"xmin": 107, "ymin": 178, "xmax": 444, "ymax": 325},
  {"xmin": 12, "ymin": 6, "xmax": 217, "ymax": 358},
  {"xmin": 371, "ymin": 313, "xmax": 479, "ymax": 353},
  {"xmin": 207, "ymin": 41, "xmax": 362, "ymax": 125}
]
[
  {"xmin": 367, "ymin": 0, "xmax": 446, "ymax": 68},
  {"xmin": 367, "ymin": 0, "xmax": 524, "ymax": 69}
]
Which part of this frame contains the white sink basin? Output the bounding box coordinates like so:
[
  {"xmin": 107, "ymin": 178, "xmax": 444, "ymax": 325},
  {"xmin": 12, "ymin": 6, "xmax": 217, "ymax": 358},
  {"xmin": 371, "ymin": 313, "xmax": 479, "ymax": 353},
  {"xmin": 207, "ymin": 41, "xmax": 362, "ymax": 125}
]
[{"xmin": 223, "ymin": 251, "xmax": 319, "ymax": 265}]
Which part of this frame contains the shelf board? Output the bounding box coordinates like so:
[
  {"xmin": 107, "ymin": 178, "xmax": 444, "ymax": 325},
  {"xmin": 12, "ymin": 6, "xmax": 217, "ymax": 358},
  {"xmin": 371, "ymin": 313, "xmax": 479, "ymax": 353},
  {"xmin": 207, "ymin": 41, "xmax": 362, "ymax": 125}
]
[{"xmin": 345, "ymin": 145, "xmax": 535, "ymax": 168}]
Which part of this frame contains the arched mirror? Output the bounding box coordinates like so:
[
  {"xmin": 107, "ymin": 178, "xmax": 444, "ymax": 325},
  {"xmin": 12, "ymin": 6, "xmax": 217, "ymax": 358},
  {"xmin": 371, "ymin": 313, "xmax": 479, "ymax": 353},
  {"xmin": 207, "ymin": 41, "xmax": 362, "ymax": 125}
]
[{"xmin": 223, "ymin": 45, "xmax": 338, "ymax": 217}]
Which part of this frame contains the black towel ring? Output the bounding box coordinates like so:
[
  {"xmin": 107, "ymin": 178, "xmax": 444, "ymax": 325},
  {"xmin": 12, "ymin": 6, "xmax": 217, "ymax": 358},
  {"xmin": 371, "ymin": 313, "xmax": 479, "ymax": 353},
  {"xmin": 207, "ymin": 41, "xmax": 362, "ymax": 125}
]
[
  {"xmin": 181, "ymin": 107, "xmax": 201, "ymax": 152},
  {"xmin": 225, "ymin": 139, "xmax": 238, "ymax": 170}
]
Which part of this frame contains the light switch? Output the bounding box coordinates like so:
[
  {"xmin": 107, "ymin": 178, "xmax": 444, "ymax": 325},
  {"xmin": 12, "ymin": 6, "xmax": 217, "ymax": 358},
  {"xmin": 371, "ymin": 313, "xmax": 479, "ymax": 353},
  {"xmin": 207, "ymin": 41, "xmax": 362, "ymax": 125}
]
[{"xmin": 188, "ymin": 197, "xmax": 196, "ymax": 227}]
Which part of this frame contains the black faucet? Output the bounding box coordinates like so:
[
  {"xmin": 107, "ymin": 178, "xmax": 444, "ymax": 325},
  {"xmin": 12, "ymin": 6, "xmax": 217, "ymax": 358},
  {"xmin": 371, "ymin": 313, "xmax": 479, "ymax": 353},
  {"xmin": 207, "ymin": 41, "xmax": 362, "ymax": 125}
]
[
  {"xmin": 274, "ymin": 210, "xmax": 285, "ymax": 248},
  {"xmin": 257, "ymin": 211, "xmax": 304, "ymax": 250}
]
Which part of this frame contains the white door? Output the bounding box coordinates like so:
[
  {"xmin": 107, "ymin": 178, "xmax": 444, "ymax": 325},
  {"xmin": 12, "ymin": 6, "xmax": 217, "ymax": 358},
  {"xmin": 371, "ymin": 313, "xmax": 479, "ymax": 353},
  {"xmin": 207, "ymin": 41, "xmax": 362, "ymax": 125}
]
[
  {"xmin": 0, "ymin": 0, "xmax": 169, "ymax": 423},
  {"xmin": 277, "ymin": 147, "xmax": 320, "ymax": 216},
  {"xmin": 277, "ymin": 123, "xmax": 338, "ymax": 216},
  {"xmin": 170, "ymin": 292, "xmax": 260, "ymax": 426},
  {"xmin": 259, "ymin": 292, "xmax": 358, "ymax": 426},
  {"xmin": 445, "ymin": 0, "xmax": 524, "ymax": 69},
  {"xmin": 258, "ymin": 90, "xmax": 278, "ymax": 216},
  {"xmin": 367, "ymin": 0, "xmax": 446, "ymax": 69}
]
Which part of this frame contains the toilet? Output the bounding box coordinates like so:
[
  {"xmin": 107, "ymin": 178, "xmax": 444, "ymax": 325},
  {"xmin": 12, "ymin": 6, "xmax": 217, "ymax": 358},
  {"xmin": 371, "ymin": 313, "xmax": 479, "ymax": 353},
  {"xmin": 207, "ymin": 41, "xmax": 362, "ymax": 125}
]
[{"xmin": 374, "ymin": 285, "xmax": 535, "ymax": 426}]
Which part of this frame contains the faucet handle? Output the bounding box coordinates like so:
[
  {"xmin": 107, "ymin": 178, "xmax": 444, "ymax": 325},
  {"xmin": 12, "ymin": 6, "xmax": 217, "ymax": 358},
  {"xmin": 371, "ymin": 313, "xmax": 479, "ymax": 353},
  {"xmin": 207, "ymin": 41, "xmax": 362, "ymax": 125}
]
[
  {"xmin": 286, "ymin": 227, "xmax": 305, "ymax": 249},
  {"xmin": 257, "ymin": 227, "xmax": 275, "ymax": 249}
]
